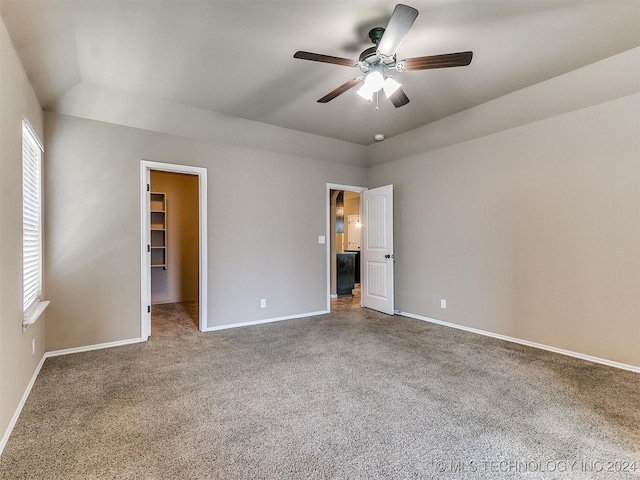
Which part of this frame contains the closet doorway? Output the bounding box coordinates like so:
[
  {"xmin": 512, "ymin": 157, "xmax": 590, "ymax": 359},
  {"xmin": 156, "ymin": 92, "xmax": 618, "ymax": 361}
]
[
  {"xmin": 150, "ymin": 171, "xmax": 199, "ymax": 335},
  {"xmin": 140, "ymin": 161, "xmax": 208, "ymax": 339}
]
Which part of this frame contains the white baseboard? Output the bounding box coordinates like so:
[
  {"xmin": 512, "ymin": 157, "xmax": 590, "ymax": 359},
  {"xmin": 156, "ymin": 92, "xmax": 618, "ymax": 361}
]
[
  {"xmin": 0, "ymin": 353, "xmax": 47, "ymax": 457},
  {"xmin": 203, "ymin": 310, "xmax": 329, "ymax": 332},
  {"xmin": 45, "ymin": 337, "xmax": 146, "ymax": 358},
  {"xmin": 330, "ymin": 294, "xmax": 338, "ymax": 299},
  {"xmin": 398, "ymin": 311, "xmax": 640, "ymax": 373}
]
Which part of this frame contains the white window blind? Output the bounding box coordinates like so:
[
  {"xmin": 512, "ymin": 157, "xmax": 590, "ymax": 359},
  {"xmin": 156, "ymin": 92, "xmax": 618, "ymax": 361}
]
[{"xmin": 22, "ymin": 120, "xmax": 43, "ymax": 314}]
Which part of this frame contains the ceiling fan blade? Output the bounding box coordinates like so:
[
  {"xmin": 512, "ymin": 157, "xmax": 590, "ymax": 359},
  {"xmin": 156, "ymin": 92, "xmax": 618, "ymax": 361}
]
[
  {"xmin": 294, "ymin": 51, "xmax": 358, "ymax": 67},
  {"xmin": 398, "ymin": 51, "xmax": 473, "ymax": 71},
  {"xmin": 318, "ymin": 77, "xmax": 363, "ymax": 103},
  {"xmin": 376, "ymin": 4, "xmax": 419, "ymax": 58},
  {"xmin": 388, "ymin": 87, "xmax": 410, "ymax": 108}
]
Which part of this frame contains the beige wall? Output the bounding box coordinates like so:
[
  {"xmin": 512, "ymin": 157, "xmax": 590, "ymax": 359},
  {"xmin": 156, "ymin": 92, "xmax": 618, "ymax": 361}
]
[
  {"xmin": 44, "ymin": 112, "xmax": 368, "ymax": 351},
  {"xmin": 0, "ymin": 18, "xmax": 45, "ymax": 448},
  {"xmin": 370, "ymin": 93, "xmax": 640, "ymax": 367},
  {"xmin": 150, "ymin": 171, "xmax": 199, "ymax": 304}
]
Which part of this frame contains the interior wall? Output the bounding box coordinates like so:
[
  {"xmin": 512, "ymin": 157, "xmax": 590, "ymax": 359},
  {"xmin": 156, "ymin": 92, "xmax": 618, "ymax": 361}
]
[
  {"xmin": 43, "ymin": 112, "xmax": 368, "ymax": 351},
  {"xmin": 150, "ymin": 171, "xmax": 199, "ymax": 304},
  {"xmin": 370, "ymin": 93, "xmax": 640, "ymax": 368},
  {"xmin": 0, "ymin": 18, "xmax": 45, "ymax": 447}
]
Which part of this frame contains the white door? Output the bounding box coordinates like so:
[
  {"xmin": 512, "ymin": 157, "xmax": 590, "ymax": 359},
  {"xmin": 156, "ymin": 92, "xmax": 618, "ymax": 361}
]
[
  {"xmin": 362, "ymin": 185, "xmax": 394, "ymax": 315},
  {"xmin": 347, "ymin": 215, "xmax": 361, "ymax": 250}
]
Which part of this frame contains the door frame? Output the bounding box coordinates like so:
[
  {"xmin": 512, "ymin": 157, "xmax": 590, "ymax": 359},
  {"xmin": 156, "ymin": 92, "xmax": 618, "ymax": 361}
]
[
  {"xmin": 140, "ymin": 160, "xmax": 208, "ymax": 339},
  {"xmin": 326, "ymin": 183, "xmax": 367, "ymax": 311}
]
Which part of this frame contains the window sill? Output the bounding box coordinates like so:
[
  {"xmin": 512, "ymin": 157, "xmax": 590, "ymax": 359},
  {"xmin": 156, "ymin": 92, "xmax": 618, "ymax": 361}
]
[{"xmin": 23, "ymin": 300, "xmax": 50, "ymax": 331}]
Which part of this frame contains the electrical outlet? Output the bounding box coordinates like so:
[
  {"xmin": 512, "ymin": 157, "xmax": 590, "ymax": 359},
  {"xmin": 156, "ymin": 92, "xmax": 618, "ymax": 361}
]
[
  {"xmin": 32, "ymin": 338, "xmax": 35, "ymax": 355},
  {"xmin": 440, "ymin": 299, "xmax": 447, "ymax": 309},
  {"xmin": 260, "ymin": 299, "xmax": 267, "ymax": 308}
]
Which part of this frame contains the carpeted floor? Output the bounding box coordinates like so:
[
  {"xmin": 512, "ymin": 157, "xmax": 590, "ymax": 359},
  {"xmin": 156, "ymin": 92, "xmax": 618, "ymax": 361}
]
[
  {"xmin": 1, "ymin": 305, "xmax": 638, "ymax": 479},
  {"xmin": 151, "ymin": 301, "xmax": 200, "ymax": 337}
]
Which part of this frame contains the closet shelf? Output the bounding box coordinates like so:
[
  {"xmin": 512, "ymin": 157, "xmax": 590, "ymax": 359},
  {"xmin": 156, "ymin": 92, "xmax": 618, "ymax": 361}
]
[{"xmin": 150, "ymin": 192, "xmax": 167, "ymax": 270}]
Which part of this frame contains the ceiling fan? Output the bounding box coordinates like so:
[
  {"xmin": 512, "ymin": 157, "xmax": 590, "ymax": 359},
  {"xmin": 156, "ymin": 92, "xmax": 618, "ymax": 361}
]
[{"xmin": 293, "ymin": 4, "xmax": 473, "ymax": 108}]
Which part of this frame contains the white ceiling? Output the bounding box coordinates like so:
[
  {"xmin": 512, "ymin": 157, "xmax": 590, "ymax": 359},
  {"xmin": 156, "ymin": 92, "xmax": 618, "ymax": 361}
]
[{"xmin": 1, "ymin": 0, "xmax": 639, "ymax": 145}]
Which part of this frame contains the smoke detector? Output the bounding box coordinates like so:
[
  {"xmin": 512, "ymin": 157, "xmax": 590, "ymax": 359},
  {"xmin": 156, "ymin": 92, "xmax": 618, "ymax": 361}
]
[{"xmin": 374, "ymin": 133, "xmax": 385, "ymax": 141}]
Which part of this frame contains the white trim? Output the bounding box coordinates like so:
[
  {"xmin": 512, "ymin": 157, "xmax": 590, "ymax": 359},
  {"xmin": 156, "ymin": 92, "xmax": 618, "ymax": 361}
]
[
  {"xmin": 0, "ymin": 354, "xmax": 46, "ymax": 456},
  {"xmin": 140, "ymin": 162, "xmax": 150, "ymax": 338},
  {"xmin": 45, "ymin": 337, "xmax": 146, "ymax": 358},
  {"xmin": 399, "ymin": 311, "xmax": 640, "ymax": 373},
  {"xmin": 202, "ymin": 310, "xmax": 329, "ymax": 333},
  {"xmin": 326, "ymin": 184, "xmax": 367, "ymax": 311},
  {"xmin": 22, "ymin": 300, "xmax": 50, "ymax": 331},
  {"xmin": 21, "ymin": 116, "xmax": 43, "ymax": 151},
  {"xmin": 140, "ymin": 161, "xmax": 208, "ymax": 337}
]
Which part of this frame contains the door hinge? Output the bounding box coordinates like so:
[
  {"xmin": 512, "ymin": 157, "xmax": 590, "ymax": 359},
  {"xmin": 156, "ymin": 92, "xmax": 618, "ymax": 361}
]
[
  {"xmin": 148, "ymin": 305, "xmax": 151, "ymax": 313},
  {"xmin": 147, "ymin": 244, "xmax": 150, "ymax": 253},
  {"xmin": 147, "ymin": 183, "xmax": 150, "ymax": 192}
]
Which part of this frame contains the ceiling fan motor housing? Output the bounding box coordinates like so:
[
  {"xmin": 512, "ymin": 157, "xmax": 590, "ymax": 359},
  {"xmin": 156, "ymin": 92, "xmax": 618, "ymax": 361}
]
[
  {"xmin": 359, "ymin": 46, "xmax": 378, "ymax": 64},
  {"xmin": 359, "ymin": 49, "xmax": 396, "ymax": 74},
  {"xmin": 359, "ymin": 27, "xmax": 397, "ymax": 72}
]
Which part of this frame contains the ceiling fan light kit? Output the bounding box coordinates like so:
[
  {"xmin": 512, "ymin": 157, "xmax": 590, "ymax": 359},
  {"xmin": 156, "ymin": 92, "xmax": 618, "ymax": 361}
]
[
  {"xmin": 293, "ymin": 3, "xmax": 473, "ymax": 109},
  {"xmin": 357, "ymin": 75, "xmax": 401, "ymax": 102},
  {"xmin": 357, "ymin": 70, "xmax": 383, "ymax": 100},
  {"xmin": 382, "ymin": 77, "xmax": 401, "ymax": 97},
  {"xmin": 356, "ymin": 83, "xmax": 374, "ymax": 101}
]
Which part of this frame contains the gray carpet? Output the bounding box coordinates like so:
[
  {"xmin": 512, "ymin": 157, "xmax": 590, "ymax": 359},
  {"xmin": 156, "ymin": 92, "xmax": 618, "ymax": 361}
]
[{"xmin": 1, "ymin": 305, "xmax": 638, "ymax": 479}]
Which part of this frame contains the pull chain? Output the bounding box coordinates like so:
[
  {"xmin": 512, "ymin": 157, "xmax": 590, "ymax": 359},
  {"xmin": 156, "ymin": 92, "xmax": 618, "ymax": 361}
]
[{"xmin": 375, "ymin": 91, "xmax": 380, "ymax": 111}]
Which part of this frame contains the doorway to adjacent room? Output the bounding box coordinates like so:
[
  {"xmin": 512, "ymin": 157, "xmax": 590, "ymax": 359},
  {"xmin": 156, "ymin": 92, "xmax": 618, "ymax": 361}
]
[
  {"xmin": 140, "ymin": 161, "xmax": 208, "ymax": 339},
  {"xmin": 326, "ymin": 183, "xmax": 395, "ymax": 315},
  {"xmin": 327, "ymin": 184, "xmax": 365, "ymax": 312},
  {"xmin": 149, "ymin": 171, "xmax": 199, "ymax": 335}
]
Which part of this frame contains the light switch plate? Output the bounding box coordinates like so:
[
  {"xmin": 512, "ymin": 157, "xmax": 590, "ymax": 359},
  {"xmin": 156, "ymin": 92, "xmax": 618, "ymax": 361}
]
[
  {"xmin": 318, "ymin": 236, "xmax": 326, "ymax": 244},
  {"xmin": 441, "ymin": 299, "xmax": 447, "ymax": 309}
]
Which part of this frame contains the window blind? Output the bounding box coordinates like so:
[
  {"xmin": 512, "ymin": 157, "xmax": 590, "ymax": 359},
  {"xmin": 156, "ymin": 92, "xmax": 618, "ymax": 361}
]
[{"xmin": 22, "ymin": 121, "xmax": 43, "ymax": 313}]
